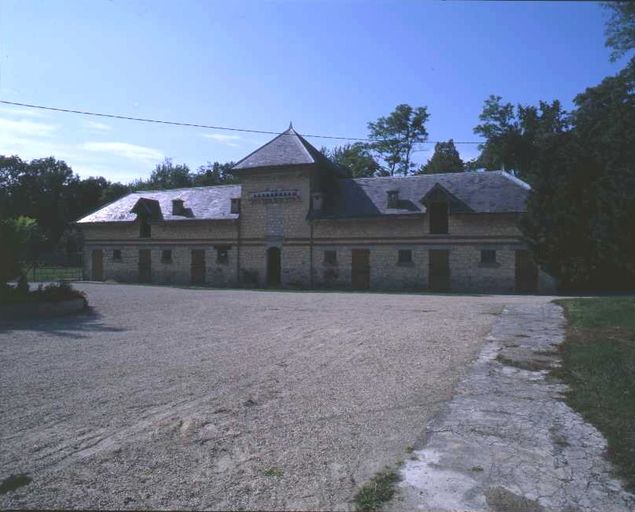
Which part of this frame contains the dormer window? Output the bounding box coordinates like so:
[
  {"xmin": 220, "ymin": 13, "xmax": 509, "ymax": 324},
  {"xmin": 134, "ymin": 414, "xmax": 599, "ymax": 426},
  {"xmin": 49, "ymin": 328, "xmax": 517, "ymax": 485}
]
[
  {"xmin": 429, "ymin": 202, "xmax": 448, "ymax": 234},
  {"xmin": 387, "ymin": 190, "xmax": 399, "ymax": 209},
  {"xmin": 312, "ymin": 193, "xmax": 323, "ymax": 212},
  {"xmin": 231, "ymin": 198, "xmax": 241, "ymax": 214},
  {"xmin": 140, "ymin": 217, "xmax": 151, "ymax": 238},
  {"xmin": 172, "ymin": 199, "xmax": 184, "ymax": 216}
]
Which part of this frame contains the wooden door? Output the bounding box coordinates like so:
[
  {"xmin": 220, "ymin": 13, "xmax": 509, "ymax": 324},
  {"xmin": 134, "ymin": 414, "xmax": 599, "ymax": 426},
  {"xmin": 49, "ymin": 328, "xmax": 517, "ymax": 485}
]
[
  {"xmin": 351, "ymin": 249, "xmax": 370, "ymax": 290},
  {"xmin": 515, "ymin": 250, "xmax": 538, "ymax": 293},
  {"xmin": 91, "ymin": 249, "xmax": 104, "ymax": 281},
  {"xmin": 266, "ymin": 247, "xmax": 281, "ymax": 287},
  {"xmin": 138, "ymin": 249, "xmax": 152, "ymax": 283},
  {"xmin": 191, "ymin": 249, "xmax": 206, "ymax": 285},
  {"xmin": 429, "ymin": 250, "xmax": 450, "ymax": 292}
]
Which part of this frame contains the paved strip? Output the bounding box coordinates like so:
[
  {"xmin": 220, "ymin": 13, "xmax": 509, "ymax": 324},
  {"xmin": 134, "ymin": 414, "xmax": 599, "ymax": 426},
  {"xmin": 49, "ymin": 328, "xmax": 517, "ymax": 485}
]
[{"xmin": 394, "ymin": 303, "xmax": 635, "ymax": 512}]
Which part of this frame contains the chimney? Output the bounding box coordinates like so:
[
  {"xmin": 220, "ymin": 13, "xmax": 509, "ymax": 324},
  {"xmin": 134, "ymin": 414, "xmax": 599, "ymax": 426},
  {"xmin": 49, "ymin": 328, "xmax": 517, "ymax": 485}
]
[
  {"xmin": 387, "ymin": 190, "xmax": 399, "ymax": 209},
  {"xmin": 172, "ymin": 198, "xmax": 184, "ymax": 216},
  {"xmin": 312, "ymin": 193, "xmax": 323, "ymax": 212}
]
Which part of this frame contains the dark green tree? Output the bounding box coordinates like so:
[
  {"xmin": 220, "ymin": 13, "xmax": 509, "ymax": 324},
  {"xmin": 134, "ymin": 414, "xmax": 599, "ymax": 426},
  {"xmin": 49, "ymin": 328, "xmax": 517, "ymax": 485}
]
[
  {"xmin": 0, "ymin": 217, "xmax": 43, "ymax": 285},
  {"xmin": 520, "ymin": 60, "xmax": 635, "ymax": 290},
  {"xmin": 134, "ymin": 158, "xmax": 193, "ymax": 190},
  {"xmin": 192, "ymin": 161, "xmax": 238, "ymax": 186},
  {"xmin": 473, "ymin": 96, "xmax": 568, "ymax": 182},
  {"xmin": 417, "ymin": 139, "xmax": 464, "ymax": 174},
  {"xmin": 323, "ymin": 143, "xmax": 380, "ymax": 177},
  {"xmin": 603, "ymin": 1, "xmax": 635, "ymax": 62},
  {"xmin": 368, "ymin": 104, "xmax": 429, "ymax": 176}
]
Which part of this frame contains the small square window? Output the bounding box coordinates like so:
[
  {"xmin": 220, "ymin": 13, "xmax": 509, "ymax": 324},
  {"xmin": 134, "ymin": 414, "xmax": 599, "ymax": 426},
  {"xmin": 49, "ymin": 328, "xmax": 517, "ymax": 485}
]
[
  {"xmin": 216, "ymin": 246, "xmax": 229, "ymax": 264},
  {"xmin": 398, "ymin": 249, "xmax": 413, "ymax": 264},
  {"xmin": 113, "ymin": 249, "xmax": 122, "ymax": 261},
  {"xmin": 480, "ymin": 249, "xmax": 497, "ymax": 265},
  {"xmin": 324, "ymin": 250, "xmax": 337, "ymax": 266},
  {"xmin": 161, "ymin": 249, "xmax": 173, "ymax": 263}
]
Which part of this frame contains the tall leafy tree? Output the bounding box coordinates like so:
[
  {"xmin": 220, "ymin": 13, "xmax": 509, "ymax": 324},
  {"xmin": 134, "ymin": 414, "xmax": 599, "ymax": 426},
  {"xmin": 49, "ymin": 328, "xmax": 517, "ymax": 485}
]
[
  {"xmin": 603, "ymin": 1, "xmax": 635, "ymax": 62},
  {"xmin": 521, "ymin": 60, "xmax": 635, "ymax": 290},
  {"xmin": 192, "ymin": 161, "xmax": 238, "ymax": 186},
  {"xmin": 133, "ymin": 158, "xmax": 193, "ymax": 190},
  {"xmin": 417, "ymin": 139, "xmax": 464, "ymax": 174},
  {"xmin": 473, "ymin": 96, "xmax": 568, "ymax": 182},
  {"xmin": 322, "ymin": 143, "xmax": 380, "ymax": 177},
  {"xmin": 368, "ymin": 104, "xmax": 429, "ymax": 176}
]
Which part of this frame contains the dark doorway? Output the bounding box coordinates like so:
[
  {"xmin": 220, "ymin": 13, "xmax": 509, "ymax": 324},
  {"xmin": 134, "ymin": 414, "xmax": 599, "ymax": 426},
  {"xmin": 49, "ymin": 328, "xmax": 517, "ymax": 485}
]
[
  {"xmin": 138, "ymin": 249, "xmax": 152, "ymax": 283},
  {"xmin": 91, "ymin": 249, "xmax": 104, "ymax": 281},
  {"xmin": 429, "ymin": 249, "xmax": 450, "ymax": 291},
  {"xmin": 191, "ymin": 249, "xmax": 206, "ymax": 285},
  {"xmin": 351, "ymin": 249, "xmax": 370, "ymax": 290},
  {"xmin": 266, "ymin": 247, "xmax": 281, "ymax": 287},
  {"xmin": 515, "ymin": 250, "xmax": 538, "ymax": 293}
]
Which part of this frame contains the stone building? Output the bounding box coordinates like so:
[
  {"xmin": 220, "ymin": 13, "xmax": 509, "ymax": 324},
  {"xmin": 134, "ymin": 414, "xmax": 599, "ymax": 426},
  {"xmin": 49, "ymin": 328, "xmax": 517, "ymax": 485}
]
[{"xmin": 76, "ymin": 126, "xmax": 554, "ymax": 293}]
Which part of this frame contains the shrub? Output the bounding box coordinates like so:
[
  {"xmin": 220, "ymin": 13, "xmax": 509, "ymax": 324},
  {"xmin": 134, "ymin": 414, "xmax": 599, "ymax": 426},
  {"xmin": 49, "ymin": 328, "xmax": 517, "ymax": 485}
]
[{"xmin": 0, "ymin": 281, "xmax": 86, "ymax": 305}]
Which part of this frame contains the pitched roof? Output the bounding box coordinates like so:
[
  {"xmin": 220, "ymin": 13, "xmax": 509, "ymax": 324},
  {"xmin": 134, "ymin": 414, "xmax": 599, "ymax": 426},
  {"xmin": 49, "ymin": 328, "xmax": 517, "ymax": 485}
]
[
  {"xmin": 76, "ymin": 185, "xmax": 241, "ymax": 223},
  {"xmin": 232, "ymin": 126, "xmax": 335, "ymax": 171},
  {"xmin": 316, "ymin": 171, "xmax": 530, "ymax": 219}
]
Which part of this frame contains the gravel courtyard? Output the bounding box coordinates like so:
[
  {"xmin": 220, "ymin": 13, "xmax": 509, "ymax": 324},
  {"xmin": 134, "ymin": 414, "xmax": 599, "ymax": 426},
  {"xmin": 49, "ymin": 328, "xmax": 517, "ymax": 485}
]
[{"xmin": 0, "ymin": 284, "xmax": 552, "ymax": 510}]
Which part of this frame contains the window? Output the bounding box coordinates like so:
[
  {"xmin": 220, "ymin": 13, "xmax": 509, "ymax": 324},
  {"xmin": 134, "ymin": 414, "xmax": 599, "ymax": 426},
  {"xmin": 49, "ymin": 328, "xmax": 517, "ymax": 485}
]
[
  {"xmin": 398, "ymin": 249, "xmax": 413, "ymax": 264},
  {"xmin": 113, "ymin": 249, "xmax": 122, "ymax": 261},
  {"xmin": 480, "ymin": 249, "xmax": 497, "ymax": 266},
  {"xmin": 139, "ymin": 217, "xmax": 151, "ymax": 238},
  {"xmin": 429, "ymin": 202, "xmax": 448, "ymax": 234},
  {"xmin": 216, "ymin": 246, "xmax": 229, "ymax": 264},
  {"xmin": 230, "ymin": 198, "xmax": 241, "ymax": 214},
  {"xmin": 324, "ymin": 250, "xmax": 337, "ymax": 266},
  {"xmin": 161, "ymin": 249, "xmax": 173, "ymax": 263}
]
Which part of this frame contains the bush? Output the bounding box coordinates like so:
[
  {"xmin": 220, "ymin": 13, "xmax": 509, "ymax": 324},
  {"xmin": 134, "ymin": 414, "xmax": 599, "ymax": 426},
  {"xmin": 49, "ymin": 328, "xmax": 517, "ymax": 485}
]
[{"xmin": 0, "ymin": 281, "xmax": 86, "ymax": 305}]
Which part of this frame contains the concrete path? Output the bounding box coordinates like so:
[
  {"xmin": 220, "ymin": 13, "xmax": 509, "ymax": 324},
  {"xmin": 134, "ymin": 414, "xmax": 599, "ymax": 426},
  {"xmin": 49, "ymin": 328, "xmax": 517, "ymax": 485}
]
[{"xmin": 394, "ymin": 302, "xmax": 635, "ymax": 512}]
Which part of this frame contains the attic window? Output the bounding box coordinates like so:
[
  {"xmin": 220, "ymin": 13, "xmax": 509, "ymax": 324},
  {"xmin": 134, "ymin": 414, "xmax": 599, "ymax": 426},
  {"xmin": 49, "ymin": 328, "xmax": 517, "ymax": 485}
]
[
  {"xmin": 387, "ymin": 190, "xmax": 399, "ymax": 209},
  {"xmin": 429, "ymin": 202, "xmax": 448, "ymax": 234},
  {"xmin": 230, "ymin": 198, "xmax": 241, "ymax": 214}
]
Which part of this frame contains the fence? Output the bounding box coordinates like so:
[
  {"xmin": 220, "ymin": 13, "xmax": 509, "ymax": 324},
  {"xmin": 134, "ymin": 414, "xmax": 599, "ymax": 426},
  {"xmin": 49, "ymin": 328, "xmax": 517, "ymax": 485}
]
[{"xmin": 28, "ymin": 253, "xmax": 84, "ymax": 282}]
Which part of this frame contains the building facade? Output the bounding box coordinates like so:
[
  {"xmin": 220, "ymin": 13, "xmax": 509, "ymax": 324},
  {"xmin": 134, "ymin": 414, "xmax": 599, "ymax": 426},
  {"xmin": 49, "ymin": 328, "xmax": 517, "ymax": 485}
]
[{"xmin": 76, "ymin": 127, "xmax": 554, "ymax": 293}]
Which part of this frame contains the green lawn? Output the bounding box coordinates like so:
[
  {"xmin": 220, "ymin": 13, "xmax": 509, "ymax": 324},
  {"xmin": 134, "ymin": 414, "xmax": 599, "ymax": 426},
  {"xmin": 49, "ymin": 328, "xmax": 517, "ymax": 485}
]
[
  {"xmin": 27, "ymin": 266, "xmax": 83, "ymax": 282},
  {"xmin": 555, "ymin": 297, "xmax": 635, "ymax": 493}
]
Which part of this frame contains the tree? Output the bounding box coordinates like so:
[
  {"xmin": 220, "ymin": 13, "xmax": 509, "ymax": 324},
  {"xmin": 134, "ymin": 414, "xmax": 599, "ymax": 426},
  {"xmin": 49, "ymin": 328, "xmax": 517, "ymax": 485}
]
[
  {"xmin": 603, "ymin": 2, "xmax": 635, "ymax": 62},
  {"xmin": 134, "ymin": 158, "xmax": 193, "ymax": 190},
  {"xmin": 323, "ymin": 143, "xmax": 380, "ymax": 178},
  {"xmin": 520, "ymin": 61, "xmax": 635, "ymax": 291},
  {"xmin": 368, "ymin": 104, "xmax": 429, "ymax": 176},
  {"xmin": 192, "ymin": 161, "xmax": 238, "ymax": 186},
  {"xmin": 473, "ymin": 95, "xmax": 568, "ymax": 182},
  {"xmin": 0, "ymin": 217, "xmax": 43, "ymax": 285},
  {"xmin": 417, "ymin": 139, "xmax": 464, "ymax": 174}
]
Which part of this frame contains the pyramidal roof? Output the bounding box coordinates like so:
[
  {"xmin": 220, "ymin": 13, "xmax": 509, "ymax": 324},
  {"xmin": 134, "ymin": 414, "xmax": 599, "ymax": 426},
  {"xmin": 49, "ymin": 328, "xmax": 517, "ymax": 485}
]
[{"xmin": 232, "ymin": 126, "xmax": 327, "ymax": 170}]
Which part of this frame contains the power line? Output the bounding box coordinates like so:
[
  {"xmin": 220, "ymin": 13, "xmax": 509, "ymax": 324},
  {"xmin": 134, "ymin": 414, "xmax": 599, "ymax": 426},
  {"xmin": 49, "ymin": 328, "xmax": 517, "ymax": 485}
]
[{"xmin": 0, "ymin": 99, "xmax": 482, "ymax": 145}]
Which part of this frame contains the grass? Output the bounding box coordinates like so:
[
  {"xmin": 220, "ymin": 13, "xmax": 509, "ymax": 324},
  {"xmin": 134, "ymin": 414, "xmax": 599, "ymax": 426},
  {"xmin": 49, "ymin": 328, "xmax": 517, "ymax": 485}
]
[
  {"xmin": 262, "ymin": 467, "xmax": 283, "ymax": 477},
  {"xmin": 28, "ymin": 266, "xmax": 82, "ymax": 282},
  {"xmin": 0, "ymin": 473, "xmax": 31, "ymax": 494},
  {"xmin": 353, "ymin": 468, "xmax": 400, "ymax": 512},
  {"xmin": 554, "ymin": 297, "xmax": 635, "ymax": 493}
]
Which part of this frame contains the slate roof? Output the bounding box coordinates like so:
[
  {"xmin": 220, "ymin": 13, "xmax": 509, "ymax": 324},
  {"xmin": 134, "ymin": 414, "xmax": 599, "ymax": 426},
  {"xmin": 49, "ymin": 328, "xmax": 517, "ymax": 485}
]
[
  {"xmin": 232, "ymin": 126, "xmax": 341, "ymax": 172},
  {"xmin": 76, "ymin": 185, "xmax": 241, "ymax": 223},
  {"xmin": 316, "ymin": 171, "xmax": 530, "ymax": 219}
]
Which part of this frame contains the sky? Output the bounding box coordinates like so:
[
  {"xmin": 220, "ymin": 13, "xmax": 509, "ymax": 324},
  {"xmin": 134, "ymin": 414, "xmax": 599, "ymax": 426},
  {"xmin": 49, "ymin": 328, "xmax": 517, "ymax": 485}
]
[{"xmin": 0, "ymin": 0, "xmax": 628, "ymax": 183}]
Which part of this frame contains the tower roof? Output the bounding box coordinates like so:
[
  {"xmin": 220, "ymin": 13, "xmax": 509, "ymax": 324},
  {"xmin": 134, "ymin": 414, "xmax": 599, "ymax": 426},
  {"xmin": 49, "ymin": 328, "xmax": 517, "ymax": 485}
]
[{"xmin": 232, "ymin": 126, "xmax": 328, "ymax": 170}]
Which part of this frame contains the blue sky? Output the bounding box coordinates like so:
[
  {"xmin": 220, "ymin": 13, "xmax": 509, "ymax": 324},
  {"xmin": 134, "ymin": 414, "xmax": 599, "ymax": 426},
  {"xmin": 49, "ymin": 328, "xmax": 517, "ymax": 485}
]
[{"xmin": 0, "ymin": 0, "xmax": 627, "ymax": 182}]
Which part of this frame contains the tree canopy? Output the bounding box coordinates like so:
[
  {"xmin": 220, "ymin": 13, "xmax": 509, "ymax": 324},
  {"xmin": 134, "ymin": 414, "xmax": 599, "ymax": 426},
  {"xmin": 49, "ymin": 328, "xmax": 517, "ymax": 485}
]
[
  {"xmin": 603, "ymin": 1, "xmax": 635, "ymax": 62},
  {"xmin": 322, "ymin": 143, "xmax": 380, "ymax": 178},
  {"xmin": 368, "ymin": 104, "xmax": 429, "ymax": 176},
  {"xmin": 417, "ymin": 139, "xmax": 464, "ymax": 174}
]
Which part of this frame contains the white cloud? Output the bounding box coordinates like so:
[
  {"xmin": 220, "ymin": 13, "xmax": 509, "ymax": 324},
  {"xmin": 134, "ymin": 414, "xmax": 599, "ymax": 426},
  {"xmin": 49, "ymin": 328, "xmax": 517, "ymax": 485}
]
[
  {"xmin": 86, "ymin": 120, "xmax": 111, "ymax": 131},
  {"xmin": 0, "ymin": 117, "xmax": 58, "ymax": 137},
  {"xmin": 201, "ymin": 132, "xmax": 242, "ymax": 147},
  {"xmin": 0, "ymin": 106, "xmax": 47, "ymax": 118},
  {"xmin": 81, "ymin": 141, "xmax": 163, "ymax": 163}
]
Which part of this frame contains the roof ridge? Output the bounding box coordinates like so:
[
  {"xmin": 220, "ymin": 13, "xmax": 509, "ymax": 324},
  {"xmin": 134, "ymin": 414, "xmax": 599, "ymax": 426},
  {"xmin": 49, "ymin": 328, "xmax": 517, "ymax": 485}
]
[{"xmin": 133, "ymin": 183, "xmax": 241, "ymax": 194}]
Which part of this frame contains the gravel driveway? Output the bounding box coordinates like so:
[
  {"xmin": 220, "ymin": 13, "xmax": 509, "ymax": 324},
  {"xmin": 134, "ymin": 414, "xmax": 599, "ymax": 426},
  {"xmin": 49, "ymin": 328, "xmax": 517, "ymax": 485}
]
[{"xmin": 0, "ymin": 284, "xmax": 552, "ymax": 510}]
